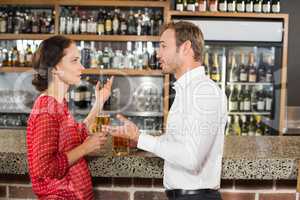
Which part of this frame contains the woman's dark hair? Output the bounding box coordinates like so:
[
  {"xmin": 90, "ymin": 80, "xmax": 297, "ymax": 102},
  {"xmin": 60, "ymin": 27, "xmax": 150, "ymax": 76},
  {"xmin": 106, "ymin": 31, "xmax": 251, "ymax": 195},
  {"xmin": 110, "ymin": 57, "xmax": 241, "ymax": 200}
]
[{"xmin": 32, "ymin": 35, "xmax": 74, "ymax": 92}]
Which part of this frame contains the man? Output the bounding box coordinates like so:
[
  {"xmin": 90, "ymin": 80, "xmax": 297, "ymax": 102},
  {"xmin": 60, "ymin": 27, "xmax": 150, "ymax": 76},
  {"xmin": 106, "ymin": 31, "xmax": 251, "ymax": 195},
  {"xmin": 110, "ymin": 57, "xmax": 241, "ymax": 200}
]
[{"xmin": 103, "ymin": 21, "xmax": 227, "ymax": 200}]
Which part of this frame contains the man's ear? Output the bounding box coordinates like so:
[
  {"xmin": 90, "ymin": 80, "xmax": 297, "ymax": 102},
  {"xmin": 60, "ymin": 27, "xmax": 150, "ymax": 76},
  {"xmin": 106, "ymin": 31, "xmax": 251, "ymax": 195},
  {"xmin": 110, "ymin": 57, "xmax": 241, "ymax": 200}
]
[{"xmin": 182, "ymin": 40, "xmax": 192, "ymax": 55}]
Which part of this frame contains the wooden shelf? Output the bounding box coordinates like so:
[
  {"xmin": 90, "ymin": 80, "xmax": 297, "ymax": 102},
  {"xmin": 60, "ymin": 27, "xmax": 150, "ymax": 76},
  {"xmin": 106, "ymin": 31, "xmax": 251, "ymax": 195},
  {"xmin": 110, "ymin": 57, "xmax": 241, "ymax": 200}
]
[
  {"xmin": 63, "ymin": 34, "xmax": 160, "ymax": 42},
  {"xmin": 0, "ymin": 67, "xmax": 33, "ymax": 73},
  {"xmin": 0, "ymin": 34, "xmax": 55, "ymax": 40},
  {"xmin": 169, "ymin": 11, "xmax": 288, "ymax": 19},
  {"xmin": 83, "ymin": 69, "xmax": 163, "ymax": 76},
  {"xmin": 58, "ymin": 0, "xmax": 167, "ymax": 7},
  {"xmin": 0, "ymin": 0, "xmax": 56, "ymax": 5}
]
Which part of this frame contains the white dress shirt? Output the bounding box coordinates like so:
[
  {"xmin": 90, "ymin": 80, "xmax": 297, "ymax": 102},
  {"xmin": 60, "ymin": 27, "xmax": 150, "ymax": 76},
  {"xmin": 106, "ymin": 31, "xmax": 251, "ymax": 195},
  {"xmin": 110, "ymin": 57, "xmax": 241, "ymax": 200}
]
[{"xmin": 137, "ymin": 66, "xmax": 227, "ymax": 190}]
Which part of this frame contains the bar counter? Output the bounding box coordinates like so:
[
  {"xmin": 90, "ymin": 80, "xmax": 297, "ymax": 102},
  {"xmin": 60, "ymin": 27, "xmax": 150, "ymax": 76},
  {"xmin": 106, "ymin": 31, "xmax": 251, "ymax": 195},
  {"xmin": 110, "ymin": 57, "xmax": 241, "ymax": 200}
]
[{"xmin": 0, "ymin": 130, "xmax": 299, "ymax": 180}]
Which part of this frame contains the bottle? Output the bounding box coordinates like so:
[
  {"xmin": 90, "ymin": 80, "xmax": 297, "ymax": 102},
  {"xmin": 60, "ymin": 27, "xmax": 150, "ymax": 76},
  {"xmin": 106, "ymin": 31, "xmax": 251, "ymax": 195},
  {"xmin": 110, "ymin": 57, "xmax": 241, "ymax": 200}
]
[
  {"xmin": 80, "ymin": 11, "xmax": 87, "ymax": 34},
  {"xmin": 228, "ymin": 53, "xmax": 239, "ymax": 82},
  {"xmin": 11, "ymin": 46, "xmax": 19, "ymax": 67},
  {"xmin": 7, "ymin": 8, "xmax": 14, "ymax": 33},
  {"xmin": 253, "ymin": 0, "xmax": 262, "ymax": 12},
  {"xmin": 102, "ymin": 47, "xmax": 110, "ymax": 69},
  {"xmin": 105, "ymin": 11, "xmax": 112, "ymax": 35},
  {"xmin": 262, "ymin": 0, "xmax": 271, "ymax": 13},
  {"xmin": 255, "ymin": 115, "xmax": 264, "ymax": 136},
  {"xmin": 183, "ymin": 0, "xmax": 188, "ymax": 10},
  {"xmin": 219, "ymin": 0, "xmax": 227, "ymax": 12},
  {"xmin": 176, "ymin": 0, "xmax": 184, "ymax": 11},
  {"xmin": 241, "ymin": 115, "xmax": 249, "ymax": 136},
  {"xmin": 25, "ymin": 44, "xmax": 33, "ymax": 66},
  {"xmin": 187, "ymin": 0, "xmax": 196, "ymax": 11},
  {"xmin": 243, "ymin": 85, "xmax": 251, "ymax": 111},
  {"xmin": 257, "ymin": 54, "xmax": 266, "ymax": 82},
  {"xmin": 248, "ymin": 116, "xmax": 256, "ymax": 136},
  {"xmin": 120, "ymin": 11, "xmax": 127, "ymax": 35},
  {"xmin": 265, "ymin": 88, "xmax": 273, "ymax": 111},
  {"xmin": 228, "ymin": 0, "xmax": 236, "ymax": 12},
  {"xmin": 229, "ymin": 85, "xmax": 239, "ymax": 112},
  {"xmin": 245, "ymin": 0, "xmax": 254, "ymax": 12},
  {"xmin": 265, "ymin": 55, "xmax": 273, "ymax": 83},
  {"xmin": 239, "ymin": 52, "xmax": 248, "ymax": 82},
  {"xmin": 81, "ymin": 42, "xmax": 91, "ymax": 68},
  {"xmin": 271, "ymin": 0, "xmax": 280, "ymax": 13},
  {"xmin": 210, "ymin": 53, "xmax": 221, "ymax": 82},
  {"xmin": 127, "ymin": 10, "xmax": 136, "ymax": 35},
  {"xmin": 97, "ymin": 10, "xmax": 105, "ymax": 35},
  {"xmin": 251, "ymin": 86, "xmax": 258, "ymax": 111},
  {"xmin": 72, "ymin": 77, "xmax": 92, "ymax": 109},
  {"xmin": 66, "ymin": 13, "xmax": 73, "ymax": 34},
  {"xmin": 256, "ymin": 86, "xmax": 265, "ymax": 111},
  {"xmin": 225, "ymin": 116, "xmax": 234, "ymax": 136},
  {"xmin": 232, "ymin": 115, "xmax": 241, "ymax": 136},
  {"xmin": 248, "ymin": 52, "xmax": 257, "ymax": 83},
  {"xmin": 32, "ymin": 12, "xmax": 39, "ymax": 33},
  {"xmin": 198, "ymin": 0, "xmax": 207, "ymax": 11},
  {"xmin": 112, "ymin": 9, "xmax": 120, "ymax": 35},
  {"xmin": 73, "ymin": 7, "xmax": 80, "ymax": 34},
  {"xmin": 209, "ymin": 0, "xmax": 218, "ymax": 12},
  {"xmin": 59, "ymin": 9, "xmax": 66, "ymax": 34},
  {"xmin": 237, "ymin": 0, "xmax": 245, "ymax": 12},
  {"xmin": 203, "ymin": 52, "xmax": 211, "ymax": 77},
  {"xmin": 238, "ymin": 85, "xmax": 244, "ymax": 112},
  {"xmin": 90, "ymin": 42, "xmax": 98, "ymax": 68}
]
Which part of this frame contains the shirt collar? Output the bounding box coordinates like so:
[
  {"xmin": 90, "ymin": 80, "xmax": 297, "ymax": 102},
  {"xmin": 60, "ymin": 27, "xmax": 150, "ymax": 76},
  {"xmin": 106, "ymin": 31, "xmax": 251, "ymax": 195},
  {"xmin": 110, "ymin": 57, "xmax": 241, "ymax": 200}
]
[{"xmin": 173, "ymin": 66, "xmax": 205, "ymax": 89}]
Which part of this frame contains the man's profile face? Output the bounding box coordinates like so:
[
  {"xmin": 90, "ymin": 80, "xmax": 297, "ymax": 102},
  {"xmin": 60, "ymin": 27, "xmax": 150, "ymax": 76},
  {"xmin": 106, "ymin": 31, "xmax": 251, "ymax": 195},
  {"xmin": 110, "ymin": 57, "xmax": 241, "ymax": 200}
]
[{"xmin": 157, "ymin": 29, "xmax": 182, "ymax": 74}]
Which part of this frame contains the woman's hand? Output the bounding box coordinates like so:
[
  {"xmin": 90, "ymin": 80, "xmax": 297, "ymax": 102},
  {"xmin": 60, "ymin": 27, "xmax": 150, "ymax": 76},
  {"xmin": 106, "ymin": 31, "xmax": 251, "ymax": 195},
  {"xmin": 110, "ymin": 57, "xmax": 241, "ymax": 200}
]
[
  {"xmin": 82, "ymin": 132, "xmax": 108, "ymax": 155},
  {"xmin": 95, "ymin": 77, "xmax": 114, "ymax": 105}
]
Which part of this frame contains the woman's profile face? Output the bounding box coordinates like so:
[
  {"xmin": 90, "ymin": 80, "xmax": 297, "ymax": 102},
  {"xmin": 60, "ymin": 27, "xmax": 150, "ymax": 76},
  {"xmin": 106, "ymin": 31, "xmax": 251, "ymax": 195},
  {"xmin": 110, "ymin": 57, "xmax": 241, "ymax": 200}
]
[{"xmin": 55, "ymin": 43, "xmax": 84, "ymax": 85}]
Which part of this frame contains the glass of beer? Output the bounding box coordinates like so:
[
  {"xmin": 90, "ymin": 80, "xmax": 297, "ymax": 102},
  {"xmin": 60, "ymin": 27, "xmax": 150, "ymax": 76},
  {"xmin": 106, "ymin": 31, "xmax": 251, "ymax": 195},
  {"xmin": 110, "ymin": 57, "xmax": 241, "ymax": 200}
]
[
  {"xmin": 92, "ymin": 112, "xmax": 111, "ymax": 133},
  {"xmin": 110, "ymin": 117, "xmax": 129, "ymax": 156}
]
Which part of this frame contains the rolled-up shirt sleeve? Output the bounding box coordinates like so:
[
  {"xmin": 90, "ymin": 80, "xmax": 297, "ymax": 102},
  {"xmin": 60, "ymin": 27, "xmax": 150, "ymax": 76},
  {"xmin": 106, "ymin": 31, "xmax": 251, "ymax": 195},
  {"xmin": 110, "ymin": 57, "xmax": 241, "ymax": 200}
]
[{"xmin": 31, "ymin": 113, "xmax": 69, "ymax": 179}]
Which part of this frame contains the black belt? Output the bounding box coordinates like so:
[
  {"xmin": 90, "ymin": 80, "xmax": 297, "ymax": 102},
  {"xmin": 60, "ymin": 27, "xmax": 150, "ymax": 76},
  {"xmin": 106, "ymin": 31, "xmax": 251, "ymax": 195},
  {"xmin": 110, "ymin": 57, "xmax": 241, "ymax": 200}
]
[{"xmin": 165, "ymin": 189, "xmax": 218, "ymax": 198}]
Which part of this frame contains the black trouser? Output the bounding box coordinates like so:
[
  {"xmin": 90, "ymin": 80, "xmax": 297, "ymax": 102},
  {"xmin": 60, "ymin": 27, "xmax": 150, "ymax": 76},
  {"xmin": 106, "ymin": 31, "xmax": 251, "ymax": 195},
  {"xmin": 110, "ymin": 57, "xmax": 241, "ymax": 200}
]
[{"xmin": 165, "ymin": 189, "xmax": 222, "ymax": 200}]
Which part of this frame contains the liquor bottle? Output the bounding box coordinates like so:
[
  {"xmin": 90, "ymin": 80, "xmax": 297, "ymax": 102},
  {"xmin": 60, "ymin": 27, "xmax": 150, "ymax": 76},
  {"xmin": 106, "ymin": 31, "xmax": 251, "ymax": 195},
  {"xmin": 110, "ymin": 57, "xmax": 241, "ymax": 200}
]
[
  {"xmin": 198, "ymin": 0, "xmax": 207, "ymax": 11},
  {"xmin": 228, "ymin": 53, "xmax": 239, "ymax": 82},
  {"xmin": 72, "ymin": 77, "xmax": 92, "ymax": 109},
  {"xmin": 187, "ymin": 0, "xmax": 196, "ymax": 11},
  {"xmin": 154, "ymin": 10, "xmax": 163, "ymax": 35},
  {"xmin": 248, "ymin": 116, "xmax": 256, "ymax": 136},
  {"xmin": 255, "ymin": 115, "xmax": 264, "ymax": 136},
  {"xmin": 73, "ymin": 7, "xmax": 80, "ymax": 34},
  {"xmin": 232, "ymin": 115, "xmax": 241, "ymax": 136},
  {"xmin": 80, "ymin": 11, "xmax": 87, "ymax": 34},
  {"xmin": 271, "ymin": 0, "xmax": 280, "ymax": 13},
  {"xmin": 32, "ymin": 12, "xmax": 39, "ymax": 33},
  {"xmin": 66, "ymin": 13, "xmax": 73, "ymax": 34},
  {"xmin": 248, "ymin": 52, "xmax": 257, "ymax": 83},
  {"xmin": 265, "ymin": 88, "xmax": 273, "ymax": 111},
  {"xmin": 120, "ymin": 11, "xmax": 127, "ymax": 35},
  {"xmin": 11, "ymin": 46, "xmax": 19, "ymax": 67},
  {"xmin": 203, "ymin": 52, "xmax": 211, "ymax": 77},
  {"xmin": 176, "ymin": 0, "xmax": 184, "ymax": 11},
  {"xmin": 14, "ymin": 11, "xmax": 21, "ymax": 34},
  {"xmin": 239, "ymin": 52, "xmax": 248, "ymax": 82},
  {"xmin": 238, "ymin": 85, "xmax": 244, "ymax": 112},
  {"xmin": 256, "ymin": 86, "xmax": 265, "ymax": 111},
  {"xmin": 210, "ymin": 52, "xmax": 221, "ymax": 82},
  {"xmin": 7, "ymin": 8, "xmax": 14, "ymax": 33},
  {"xmin": 225, "ymin": 116, "xmax": 235, "ymax": 136},
  {"xmin": 102, "ymin": 47, "xmax": 110, "ymax": 69},
  {"xmin": 19, "ymin": 49, "xmax": 25, "ymax": 67},
  {"xmin": 0, "ymin": 12, "xmax": 7, "ymax": 33},
  {"xmin": 229, "ymin": 85, "xmax": 239, "ymax": 112},
  {"xmin": 143, "ymin": 8, "xmax": 151, "ymax": 35},
  {"xmin": 251, "ymin": 86, "xmax": 258, "ymax": 111},
  {"xmin": 241, "ymin": 115, "xmax": 249, "ymax": 136},
  {"xmin": 228, "ymin": 0, "xmax": 236, "ymax": 12},
  {"xmin": 90, "ymin": 13, "xmax": 97, "ymax": 35},
  {"xmin": 112, "ymin": 9, "xmax": 120, "ymax": 35},
  {"xmin": 105, "ymin": 11, "xmax": 112, "ymax": 35},
  {"xmin": 25, "ymin": 44, "xmax": 33, "ymax": 66},
  {"xmin": 128, "ymin": 10, "xmax": 136, "ymax": 35},
  {"xmin": 97, "ymin": 10, "xmax": 105, "ymax": 35},
  {"xmin": 257, "ymin": 54, "xmax": 266, "ymax": 82},
  {"xmin": 209, "ymin": 0, "xmax": 218, "ymax": 12},
  {"xmin": 245, "ymin": 0, "xmax": 254, "ymax": 12},
  {"xmin": 219, "ymin": 0, "xmax": 227, "ymax": 12},
  {"xmin": 265, "ymin": 55, "xmax": 273, "ymax": 82},
  {"xmin": 262, "ymin": 0, "xmax": 271, "ymax": 13},
  {"xmin": 183, "ymin": 0, "xmax": 188, "ymax": 10},
  {"xmin": 243, "ymin": 85, "xmax": 251, "ymax": 111},
  {"xmin": 253, "ymin": 0, "xmax": 262, "ymax": 12},
  {"xmin": 90, "ymin": 42, "xmax": 98, "ymax": 68},
  {"xmin": 237, "ymin": 0, "xmax": 245, "ymax": 12}
]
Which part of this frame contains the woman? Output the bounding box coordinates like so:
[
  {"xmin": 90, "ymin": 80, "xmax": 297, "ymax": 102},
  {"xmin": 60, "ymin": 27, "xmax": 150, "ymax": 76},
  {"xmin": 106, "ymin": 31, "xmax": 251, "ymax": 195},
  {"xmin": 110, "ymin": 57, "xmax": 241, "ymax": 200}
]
[{"xmin": 27, "ymin": 35, "xmax": 113, "ymax": 199}]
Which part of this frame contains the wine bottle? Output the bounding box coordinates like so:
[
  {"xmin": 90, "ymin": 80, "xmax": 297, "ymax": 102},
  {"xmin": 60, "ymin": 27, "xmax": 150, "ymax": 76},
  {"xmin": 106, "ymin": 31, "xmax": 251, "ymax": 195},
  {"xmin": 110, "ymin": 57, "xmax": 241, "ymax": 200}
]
[
  {"xmin": 72, "ymin": 77, "xmax": 92, "ymax": 109},
  {"xmin": 176, "ymin": 0, "xmax": 184, "ymax": 11},
  {"xmin": 271, "ymin": 0, "xmax": 280, "ymax": 13},
  {"xmin": 248, "ymin": 52, "xmax": 257, "ymax": 83},
  {"xmin": 210, "ymin": 52, "xmax": 221, "ymax": 82},
  {"xmin": 255, "ymin": 115, "xmax": 264, "ymax": 136},
  {"xmin": 265, "ymin": 55, "xmax": 273, "ymax": 83},
  {"xmin": 229, "ymin": 85, "xmax": 239, "ymax": 112},
  {"xmin": 209, "ymin": 0, "xmax": 218, "ymax": 12},
  {"xmin": 228, "ymin": 0, "xmax": 237, "ymax": 12},
  {"xmin": 239, "ymin": 52, "xmax": 248, "ymax": 82},
  {"xmin": 187, "ymin": 0, "xmax": 196, "ymax": 11},
  {"xmin": 244, "ymin": 85, "xmax": 251, "ymax": 111},
  {"xmin": 237, "ymin": 0, "xmax": 245, "ymax": 12},
  {"xmin": 257, "ymin": 54, "xmax": 266, "ymax": 82},
  {"xmin": 219, "ymin": 0, "xmax": 228, "ymax": 12},
  {"xmin": 248, "ymin": 116, "xmax": 256, "ymax": 136},
  {"xmin": 245, "ymin": 0, "xmax": 254, "ymax": 12},
  {"xmin": 241, "ymin": 115, "xmax": 249, "ymax": 136},
  {"xmin": 265, "ymin": 88, "xmax": 273, "ymax": 111},
  {"xmin": 238, "ymin": 85, "xmax": 244, "ymax": 112},
  {"xmin": 228, "ymin": 53, "xmax": 239, "ymax": 82},
  {"xmin": 262, "ymin": 0, "xmax": 271, "ymax": 13},
  {"xmin": 203, "ymin": 52, "xmax": 211, "ymax": 77},
  {"xmin": 256, "ymin": 86, "xmax": 265, "ymax": 112},
  {"xmin": 198, "ymin": 0, "xmax": 207, "ymax": 11},
  {"xmin": 254, "ymin": 0, "xmax": 262, "ymax": 12},
  {"xmin": 225, "ymin": 116, "xmax": 235, "ymax": 136},
  {"xmin": 233, "ymin": 115, "xmax": 241, "ymax": 136}
]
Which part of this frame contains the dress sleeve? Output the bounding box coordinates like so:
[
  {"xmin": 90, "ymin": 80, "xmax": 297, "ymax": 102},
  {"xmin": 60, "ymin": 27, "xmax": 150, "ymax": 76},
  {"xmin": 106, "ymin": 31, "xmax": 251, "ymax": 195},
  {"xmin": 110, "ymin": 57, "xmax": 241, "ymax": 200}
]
[
  {"xmin": 30, "ymin": 113, "xmax": 69, "ymax": 179},
  {"xmin": 77, "ymin": 122, "xmax": 89, "ymax": 142}
]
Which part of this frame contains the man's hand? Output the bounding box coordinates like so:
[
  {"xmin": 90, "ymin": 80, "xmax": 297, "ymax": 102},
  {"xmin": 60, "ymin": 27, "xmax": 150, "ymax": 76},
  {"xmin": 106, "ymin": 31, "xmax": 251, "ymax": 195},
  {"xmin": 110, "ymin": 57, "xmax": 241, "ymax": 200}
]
[{"xmin": 102, "ymin": 115, "xmax": 140, "ymax": 142}]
